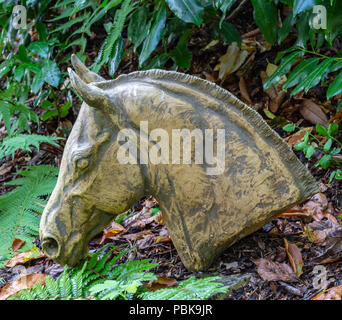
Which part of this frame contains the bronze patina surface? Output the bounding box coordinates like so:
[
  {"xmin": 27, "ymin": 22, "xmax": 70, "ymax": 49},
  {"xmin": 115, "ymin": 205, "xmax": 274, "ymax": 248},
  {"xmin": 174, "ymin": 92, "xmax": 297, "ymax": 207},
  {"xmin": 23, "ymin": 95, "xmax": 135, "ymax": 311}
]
[{"xmin": 39, "ymin": 54, "xmax": 320, "ymax": 271}]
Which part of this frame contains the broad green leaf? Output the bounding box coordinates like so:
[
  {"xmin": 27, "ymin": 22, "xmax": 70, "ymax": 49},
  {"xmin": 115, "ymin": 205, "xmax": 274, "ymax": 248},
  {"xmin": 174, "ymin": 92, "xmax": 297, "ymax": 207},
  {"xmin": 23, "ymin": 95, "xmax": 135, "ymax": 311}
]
[
  {"xmin": 139, "ymin": 5, "xmax": 166, "ymax": 67},
  {"xmin": 170, "ymin": 33, "xmax": 192, "ymax": 69},
  {"xmin": 324, "ymin": 139, "xmax": 333, "ymax": 152},
  {"xmin": 299, "ymin": 58, "xmax": 334, "ymax": 93},
  {"xmin": 127, "ymin": 5, "xmax": 148, "ymax": 45},
  {"xmin": 42, "ymin": 60, "xmax": 61, "ymax": 87},
  {"xmin": 31, "ymin": 70, "xmax": 44, "ymax": 94},
  {"xmin": 165, "ymin": 0, "xmax": 204, "ymax": 26},
  {"xmin": 145, "ymin": 53, "xmax": 170, "ymax": 69},
  {"xmin": 293, "ymin": 0, "xmax": 318, "ymax": 16},
  {"xmin": 295, "ymin": 12, "xmax": 310, "ymax": 48},
  {"xmin": 315, "ymin": 154, "xmax": 332, "ymax": 169},
  {"xmin": 316, "ymin": 124, "xmax": 328, "ymax": 137},
  {"xmin": 326, "ymin": 1, "xmax": 342, "ymax": 45},
  {"xmin": 109, "ymin": 36, "xmax": 124, "ymax": 76},
  {"xmin": 278, "ymin": 10, "xmax": 297, "ymax": 45},
  {"xmin": 219, "ymin": 21, "xmax": 241, "ymax": 46},
  {"xmin": 215, "ymin": 0, "xmax": 236, "ymax": 13},
  {"xmin": 328, "ymin": 122, "xmax": 338, "ymax": 136},
  {"xmin": 215, "ymin": 0, "xmax": 236, "ymax": 27},
  {"xmin": 305, "ymin": 145, "xmax": 315, "ymax": 158},
  {"xmin": 36, "ymin": 22, "xmax": 48, "ymax": 41},
  {"xmin": 14, "ymin": 65, "xmax": 25, "ymax": 82},
  {"xmin": 327, "ymin": 70, "xmax": 342, "ymax": 99},
  {"xmin": 329, "ymin": 60, "xmax": 342, "ymax": 73},
  {"xmin": 0, "ymin": 101, "xmax": 11, "ymax": 134},
  {"xmin": 264, "ymin": 51, "xmax": 302, "ymax": 89},
  {"xmin": 251, "ymin": 0, "xmax": 278, "ymax": 45},
  {"xmin": 28, "ymin": 41, "xmax": 49, "ymax": 58},
  {"xmin": 283, "ymin": 58, "xmax": 320, "ymax": 90},
  {"xmin": 0, "ymin": 60, "xmax": 12, "ymax": 77},
  {"xmin": 283, "ymin": 123, "xmax": 296, "ymax": 132}
]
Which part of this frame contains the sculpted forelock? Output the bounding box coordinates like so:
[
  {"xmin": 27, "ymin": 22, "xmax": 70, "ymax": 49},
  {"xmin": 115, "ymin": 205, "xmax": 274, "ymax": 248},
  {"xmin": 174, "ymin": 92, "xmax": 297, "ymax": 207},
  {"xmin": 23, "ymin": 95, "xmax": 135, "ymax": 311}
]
[{"xmin": 40, "ymin": 54, "xmax": 320, "ymax": 271}]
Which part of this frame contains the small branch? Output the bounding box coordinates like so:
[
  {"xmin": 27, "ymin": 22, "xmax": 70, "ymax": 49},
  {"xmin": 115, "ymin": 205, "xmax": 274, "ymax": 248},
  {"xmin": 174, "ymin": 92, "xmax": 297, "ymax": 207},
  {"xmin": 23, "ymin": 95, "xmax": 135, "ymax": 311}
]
[{"xmin": 227, "ymin": 0, "xmax": 249, "ymax": 21}]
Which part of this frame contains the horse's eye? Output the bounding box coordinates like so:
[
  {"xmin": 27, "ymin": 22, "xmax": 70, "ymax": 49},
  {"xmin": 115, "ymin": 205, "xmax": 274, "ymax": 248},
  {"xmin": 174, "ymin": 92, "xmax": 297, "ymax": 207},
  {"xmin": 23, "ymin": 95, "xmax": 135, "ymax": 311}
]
[{"xmin": 76, "ymin": 159, "xmax": 89, "ymax": 169}]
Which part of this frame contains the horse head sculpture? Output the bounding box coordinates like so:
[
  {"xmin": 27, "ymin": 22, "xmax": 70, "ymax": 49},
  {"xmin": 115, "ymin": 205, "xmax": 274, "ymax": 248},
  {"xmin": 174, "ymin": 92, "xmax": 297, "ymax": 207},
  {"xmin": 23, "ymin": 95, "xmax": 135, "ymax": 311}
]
[{"xmin": 39, "ymin": 54, "xmax": 319, "ymax": 271}]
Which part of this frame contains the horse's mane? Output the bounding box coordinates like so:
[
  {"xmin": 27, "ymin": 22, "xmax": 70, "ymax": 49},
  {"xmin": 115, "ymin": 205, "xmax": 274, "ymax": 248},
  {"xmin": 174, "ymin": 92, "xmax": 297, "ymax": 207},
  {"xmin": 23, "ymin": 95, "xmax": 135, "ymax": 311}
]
[{"xmin": 94, "ymin": 69, "xmax": 319, "ymax": 199}]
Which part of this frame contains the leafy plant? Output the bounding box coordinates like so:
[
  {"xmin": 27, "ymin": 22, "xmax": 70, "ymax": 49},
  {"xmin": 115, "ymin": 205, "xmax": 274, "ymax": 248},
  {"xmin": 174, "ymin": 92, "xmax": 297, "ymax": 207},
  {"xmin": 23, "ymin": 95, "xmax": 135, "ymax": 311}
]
[
  {"xmin": 0, "ymin": 165, "xmax": 59, "ymax": 267},
  {"xmin": 139, "ymin": 275, "xmax": 227, "ymax": 300},
  {"xmin": 283, "ymin": 122, "xmax": 342, "ymax": 182},
  {"xmin": 8, "ymin": 244, "xmax": 227, "ymax": 300},
  {"xmin": 256, "ymin": 1, "xmax": 342, "ymax": 100},
  {"xmin": 0, "ymin": 134, "xmax": 62, "ymax": 159}
]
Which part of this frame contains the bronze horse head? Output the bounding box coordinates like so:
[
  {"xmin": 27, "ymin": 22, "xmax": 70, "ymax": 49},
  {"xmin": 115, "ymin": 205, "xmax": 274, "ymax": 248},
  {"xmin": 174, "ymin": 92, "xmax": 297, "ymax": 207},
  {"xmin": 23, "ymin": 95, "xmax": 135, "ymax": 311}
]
[{"xmin": 40, "ymin": 55, "xmax": 319, "ymax": 271}]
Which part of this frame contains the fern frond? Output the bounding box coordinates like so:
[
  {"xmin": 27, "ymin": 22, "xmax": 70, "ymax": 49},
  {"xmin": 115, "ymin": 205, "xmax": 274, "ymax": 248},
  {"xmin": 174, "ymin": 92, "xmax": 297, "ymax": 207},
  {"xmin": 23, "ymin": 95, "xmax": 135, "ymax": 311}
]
[
  {"xmin": 0, "ymin": 165, "xmax": 58, "ymax": 267},
  {"xmin": 0, "ymin": 134, "xmax": 63, "ymax": 159},
  {"xmin": 91, "ymin": 0, "xmax": 135, "ymax": 73},
  {"xmin": 139, "ymin": 276, "xmax": 228, "ymax": 300}
]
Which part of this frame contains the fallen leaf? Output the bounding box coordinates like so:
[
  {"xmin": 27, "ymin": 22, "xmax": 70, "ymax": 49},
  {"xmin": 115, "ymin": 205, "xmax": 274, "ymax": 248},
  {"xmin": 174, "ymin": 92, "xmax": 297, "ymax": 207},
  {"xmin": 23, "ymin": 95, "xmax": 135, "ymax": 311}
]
[
  {"xmin": 285, "ymin": 127, "xmax": 313, "ymax": 148},
  {"xmin": 239, "ymin": 76, "xmax": 252, "ymax": 104},
  {"xmin": 99, "ymin": 221, "xmax": 127, "ymax": 244},
  {"xmin": 155, "ymin": 235, "xmax": 172, "ymax": 244},
  {"xmin": 215, "ymin": 42, "xmax": 250, "ymax": 80},
  {"xmin": 145, "ymin": 276, "xmax": 177, "ymax": 291},
  {"xmin": 0, "ymin": 164, "xmax": 11, "ymax": 176},
  {"xmin": 123, "ymin": 230, "xmax": 153, "ymax": 241},
  {"xmin": 284, "ymin": 239, "xmax": 303, "ymax": 277},
  {"xmin": 5, "ymin": 247, "xmax": 44, "ymax": 268},
  {"xmin": 253, "ymin": 258, "xmax": 298, "ymax": 283},
  {"xmin": 312, "ymin": 285, "xmax": 342, "ymax": 300},
  {"xmin": 0, "ymin": 273, "xmax": 46, "ymax": 300},
  {"xmin": 260, "ymin": 71, "xmax": 285, "ymax": 113},
  {"xmin": 300, "ymin": 99, "xmax": 329, "ymax": 127},
  {"xmin": 137, "ymin": 234, "xmax": 155, "ymax": 249},
  {"xmin": 11, "ymin": 239, "xmax": 26, "ymax": 252}
]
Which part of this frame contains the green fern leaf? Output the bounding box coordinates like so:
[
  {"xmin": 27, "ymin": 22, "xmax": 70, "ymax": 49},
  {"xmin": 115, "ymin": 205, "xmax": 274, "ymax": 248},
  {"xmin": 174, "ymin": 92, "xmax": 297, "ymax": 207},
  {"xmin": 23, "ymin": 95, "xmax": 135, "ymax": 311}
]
[{"xmin": 0, "ymin": 165, "xmax": 58, "ymax": 267}]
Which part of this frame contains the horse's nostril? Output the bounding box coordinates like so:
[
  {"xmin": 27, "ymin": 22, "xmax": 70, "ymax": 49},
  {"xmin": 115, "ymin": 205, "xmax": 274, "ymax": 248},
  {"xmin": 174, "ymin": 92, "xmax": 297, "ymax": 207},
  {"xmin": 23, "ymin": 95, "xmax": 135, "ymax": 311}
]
[{"xmin": 42, "ymin": 237, "xmax": 59, "ymax": 259}]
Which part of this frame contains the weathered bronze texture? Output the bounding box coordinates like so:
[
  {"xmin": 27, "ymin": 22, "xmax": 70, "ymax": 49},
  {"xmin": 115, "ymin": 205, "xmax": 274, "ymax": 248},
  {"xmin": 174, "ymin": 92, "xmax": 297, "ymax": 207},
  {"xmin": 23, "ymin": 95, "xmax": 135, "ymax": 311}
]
[{"xmin": 39, "ymin": 54, "xmax": 320, "ymax": 271}]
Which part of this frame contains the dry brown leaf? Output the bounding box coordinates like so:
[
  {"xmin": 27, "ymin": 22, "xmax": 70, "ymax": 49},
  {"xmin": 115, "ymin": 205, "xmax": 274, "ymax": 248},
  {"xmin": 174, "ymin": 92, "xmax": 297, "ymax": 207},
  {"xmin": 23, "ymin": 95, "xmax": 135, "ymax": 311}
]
[
  {"xmin": 0, "ymin": 273, "xmax": 46, "ymax": 300},
  {"xmin": 145, "ymin": 276, "xmax": 177, "ymax": 291},
  {"xmin": 5, "ymin": 247, "xmax": 45, "ymax": 268},
  {"xmin": 155, "ymin": 235, "xmax": 172, "ymax": 244},
  {"xmin": 239, "ymin": 76, "xmax": 252, "ymax": 104},
  {"xmin": 137, "ymin": 234, "xmax": 155, "ymax": 249},
  {"xmin": 0, "ymin": 164, "xmax": 12, "ymax": 176},
  {"xmin": 269, "ymin": 91, "xmax": 286, "ymax": 113},
  {"xmin": 300, "ymin": 99, "xmax": 329, "ymax": 127},
  {"xmin": 122, "ymin": 230, "xmax": 153, "ymax": 241},
  {"xmin": 11, "ymin": 239, "xmax": 26, "ymax": 252},
  {"xmin": 253, "ymin": 258, "xmax": 298, "ymax": 283},
  {"xmin": 285, "ymin": 127, "xmax": 313, "ymax": 148},
  {"xmin": 100, "ymin": 221, "xmax": 127, "ymax": 242},
  {"xmin": 284, "ymin": 239, "xmax": 303, "ymax": 277},
  {"xmin": 215, "ymin": 42, "xmax": 249, "ymax": 80},
  {"xmin": 312, "ymin": 285, "xmax": 342, "ymax": 300}
]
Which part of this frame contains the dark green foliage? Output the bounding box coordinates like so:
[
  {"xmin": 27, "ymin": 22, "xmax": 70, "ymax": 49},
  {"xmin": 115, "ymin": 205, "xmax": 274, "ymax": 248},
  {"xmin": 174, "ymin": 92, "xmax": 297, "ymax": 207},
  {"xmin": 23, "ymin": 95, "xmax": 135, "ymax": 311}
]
[
  {"xmin": 283, "ymin": 123, "xmax": 342, "ymax": 182},
  {"xmin": 9, "ymin": 245, "xmax": 227, "ymax": 300}
]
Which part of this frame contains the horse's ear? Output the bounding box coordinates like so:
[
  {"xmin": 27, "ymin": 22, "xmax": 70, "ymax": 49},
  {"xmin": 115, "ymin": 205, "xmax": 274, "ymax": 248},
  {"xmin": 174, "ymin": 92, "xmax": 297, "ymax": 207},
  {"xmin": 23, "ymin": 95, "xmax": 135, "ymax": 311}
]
[
  {"xmin": 71, "ymin": 54, "xmax": 104, "ymax": 83},
  {"xmin": 68, "ymin": 68, "xmax": 109, "ymax": 112}
]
